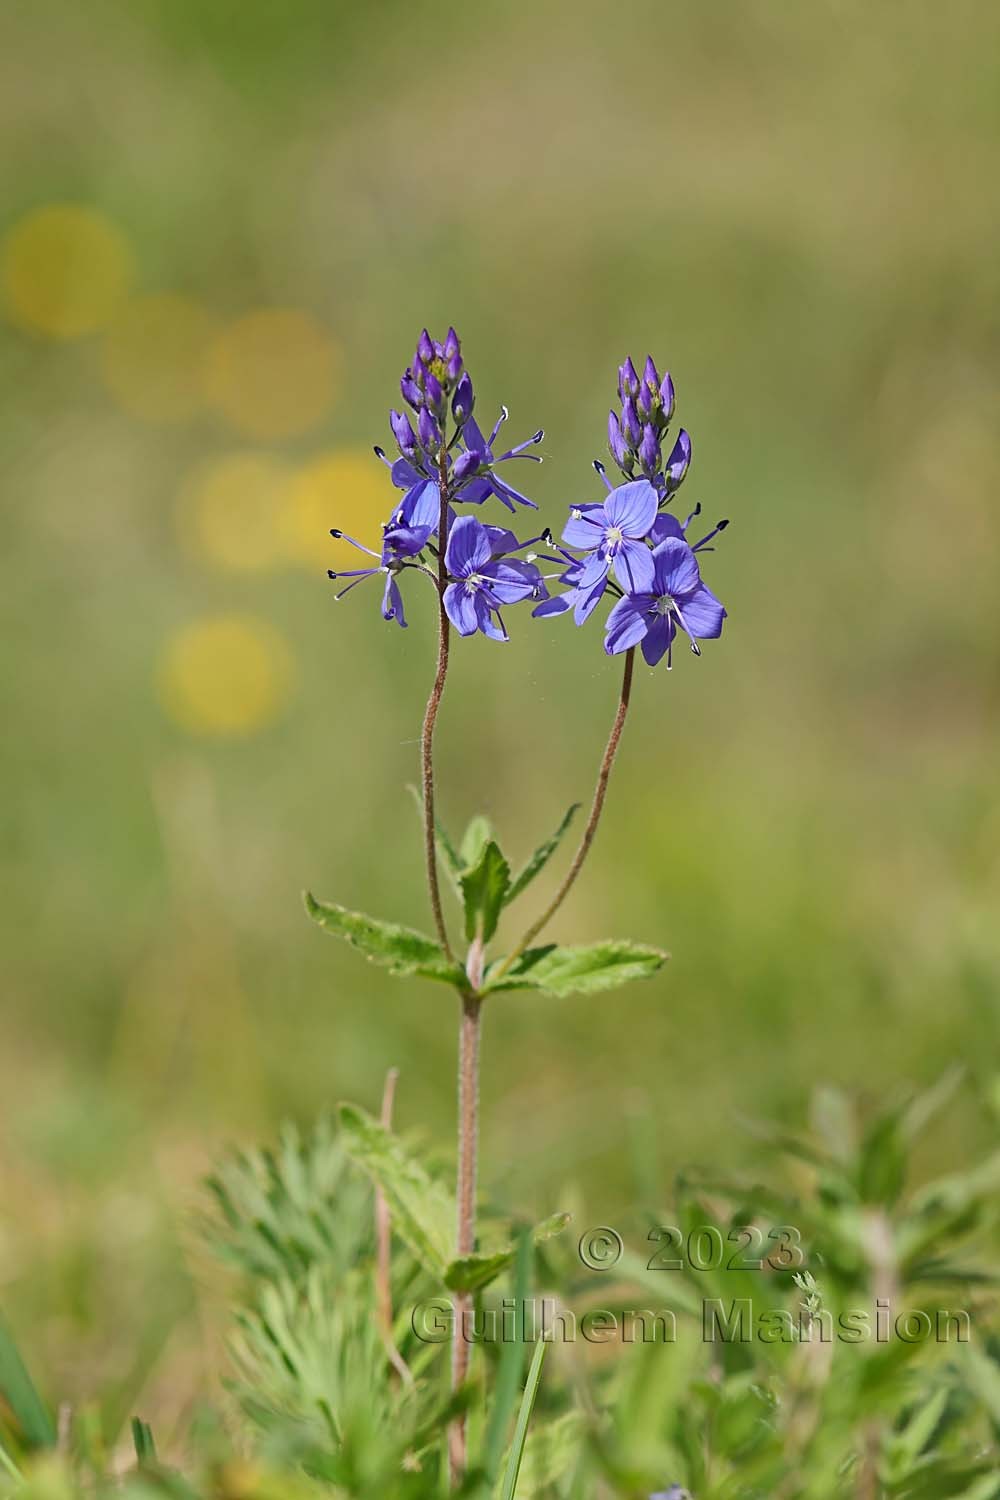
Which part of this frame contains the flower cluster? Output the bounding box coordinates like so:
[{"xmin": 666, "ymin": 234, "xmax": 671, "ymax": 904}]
[
  {"xmin": 328, "ymin": 329, "xmax": 548, "ymax": 636},
  {"xmin": 327, "ymin": 336, "xmax": 727, "ymax": 663},
  {"xmin": 607, "ymin": 355, "xmax": 691, "ymax": 497},
  {"xmin": 534, "ymin": 357, "xmax": 728, "ymax": 668}
]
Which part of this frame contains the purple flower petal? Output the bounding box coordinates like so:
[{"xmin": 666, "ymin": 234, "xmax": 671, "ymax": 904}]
[
  {"xmin": 398, "ymin": 480, "xmax": 440, "ymax": 529},
  {"xmin": 641, "ymin": 613, "xmax": 674, "ymax": 666},
  {"xmin": 483, "ymin": 558, "xmax": 541, "ymax": 605},
  {"xmin": 445, "ymin": 514, "xmax": 491, "ymax": 577},
  {"xmin": 475, "ymin": 593, "xmax": 507, "ymax": 642},
  {"xmin": 676, "ymin": 581, "xmax": 726, "ymax": 639},
  {"xmin": 444, "ymin": 581, "xmax": 480, "ymax": 636},
  {"xmin": 650, "ymin": 511, "xmax": 686, "ymax": 544},
  {"xmin": 574, "ymin": 571, "xmax": 609, "ymax": 625},
  {"xmin": 604, "ymin": 595, "xmax": 651, "ymax": 655},
  {"xmin": 391, "ymin": 457, "xmax": 424, "ymax": 491},
  {"xmin": 533, "ymin": 594, "xmax": 573, "ymax": 618},
  {"xmin": 651, "ymin": 537, "xmax": 701, "ymax": 598},
  {"xmin": 613, "ymin": 537, "xmax": 656, "ymax": 594},
  {"xmin": 603, "ymin": 479, "xmax": 658, "ymax": 537},
  {"xmin": 382, "ymin": 574, "xmax": 407, "ymax": 628},
  {"xmin": 562, "ymin": 504, "xmax": 607, "ymax": 549}
]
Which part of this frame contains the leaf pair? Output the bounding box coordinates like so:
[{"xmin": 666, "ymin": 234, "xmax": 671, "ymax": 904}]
[{"xmin": 429, "ymin": 801, "xmax": 580, "ymax": 947}]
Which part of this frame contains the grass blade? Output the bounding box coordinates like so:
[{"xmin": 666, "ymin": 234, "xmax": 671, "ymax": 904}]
[
  {"xmin": 0, "ymin": 1314, "xmax": 55, "ymax": 1449},
  {"xmin": 483, "ymin": 1230, "xmax": 532, "ymax": 1480},
  {"xmin": 499, "ymin": 1336, "xmax": 547, "ymax": 1500}
]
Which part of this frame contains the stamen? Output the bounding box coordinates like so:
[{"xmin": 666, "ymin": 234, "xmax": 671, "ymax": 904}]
[{"xmin": 692, "ymin": 518, "xmax": 730, "ymax": 552}]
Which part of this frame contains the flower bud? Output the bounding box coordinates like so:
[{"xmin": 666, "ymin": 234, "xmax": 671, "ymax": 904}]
[
  {"xmin": 643, "ymin": 354, "xmax": 660, "ymax": 394},
  {"xmin": 620, "ymin": 395, "xmax": 642, "ymax": 447},
  {"xmin": 451, "ymin": 449, "xmax": 483, "ymax": 483},
  {"xmin": 636, "ymin": 381, "xmax": 654, "ymax": 421},
  {"xmin": 659, "ymin": 372, "xmax": 675, "ymax": 425},
  {"xmin": 618, "ymin": 356, "xmax": 640, "ymax": 402},
  {"xmin": 664, "ymin": 427, "xmax": 691, "ymax": 490},
  {"xmin": 418, "ymin": 406, "xmax": 441, "ymax": 452},
  {"xmin": 638, "ymin": 423, "xmax": 661, "ymax": 478},
  {"xmin": 446, "ymin": 350, "xmax": 462, "ymax": 383},
  {"xmin": 390, "ymin": 408, "xmax": 418, "ymax": 459},
  {"xmin": 400, "ymin": 369, "xmax": 422, "ymax": 410},
  {"xmin": 423, "ymin": 369, "xmax": 445, "ymax": 415},
  {"xmin": 452, "ymin": 372, "xmax": 475, "ymax": 424},
  {"xmin": 607, "ymin": 410, "xmax": 632, "ymax": 472},
  {"xmin": 417, "ymin": 328, "xmax": 435, "ymax": 366},
  {"xmin": 443, "ymin": 327, "xmax": 461, "ymax": 361}
]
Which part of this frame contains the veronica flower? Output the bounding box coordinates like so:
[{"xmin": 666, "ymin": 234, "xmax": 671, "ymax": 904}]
[
  {"xmin": 562, "ymin": 478, "xmax": 659, "ymax": 592},
  {"xmin": 327, "ymin": 519, "xmax": 433, "ymax": 628},
  {"xmin": 604, "ymin": 536, "xmax": 726, "ymax": 666},
  {"xmin": 443, "ymin": 515, "xmax": 547, "ymax": 641},
  {"xmin": 453, "ymin": 407, "xmax": 544, "ymax": 512}
]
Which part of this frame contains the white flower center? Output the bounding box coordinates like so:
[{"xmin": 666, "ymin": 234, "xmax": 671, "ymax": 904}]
[{"xmin": 655, "ymin": 594, "xmax": 675, "ymax": 616}]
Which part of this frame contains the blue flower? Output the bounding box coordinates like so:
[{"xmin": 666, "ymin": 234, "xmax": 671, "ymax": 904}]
[
  {"xmin": 443, "ymin": 515, "xmax": 547, "ymax": 641},
  {"xmin": 453, "ymin": 406, "xmax": 544, "ymax": 512},
  {"xmin": 604, "ymin": 536, "xmax": 726, "ymax": 667},
  {"xmin": 327, "ymin": 520, "xmax": 433, "ymax": 629}
]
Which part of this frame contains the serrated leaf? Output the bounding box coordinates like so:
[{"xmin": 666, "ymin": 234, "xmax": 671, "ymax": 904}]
[
  {"xmin": 304, "ymin": 893, "xmax": 464, "ymax": 986},
  {"xmin": 485, "ymin": 940, "xmax": 667, "ymax": 997},
  {"xmin": 338, "ymin": 1103, "xmax": 455, "ymax": 1279},
  {"xmin": 460, "ymin": 840, "xmax": 511, "ymax": 943},
  {"xmin": 444, "ymin": 1212, "xmax": 571, "ymax": 1294},
  {"xmin": 460, "ymin": 814, "xmax": 494, "ymax": 869},
  {"xmin": 507, "ymin": 804, "xmax": 580, "ymax": 904}
]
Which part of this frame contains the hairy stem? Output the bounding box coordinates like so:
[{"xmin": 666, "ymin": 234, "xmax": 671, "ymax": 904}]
[
  {"xmin": 449, "ymin": 990, "xmax": 482, "ymax": 1482},
  {"xmin": 495, "ymin": 647, "xmax": 636, "ymax": 979},
  {"xmin": 421, "ymin": 444, "xmax": 454, "ymax": 960}
]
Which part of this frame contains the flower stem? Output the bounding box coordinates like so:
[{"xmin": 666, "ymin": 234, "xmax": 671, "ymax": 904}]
[
  {"xmin": 494, "ymin": 647, "xmax": 636, "ymax": 980},
  {"xmin": 421, "ymin": 446, "xmax": 454, "ymax": 962},
  {"xmin": 449, "ymin": 989, "xmax": 482, "ymax": 1483}
]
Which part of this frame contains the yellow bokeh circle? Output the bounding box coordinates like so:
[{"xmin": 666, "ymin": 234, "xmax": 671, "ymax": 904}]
[
  {"xmin": 176, "ymin": 452, "xmax": 290, "ymax": 572},
  {"xmin": 159, "ymin": 615, "xmax": 295, "ymax": 737},
  {"xmin": 282, "ymin": 449, "xmax": 389, "ymax": 571},
  {"xmin": 102, "ymin": 293, "xmax": 217, "ymax": 424},
  {"xmin": 2, "ymin": 204, "xmax": 133, "ymax": 338},
  {"xmin": 203, "ymin": 308, "xmax": 339, "ymax": 441}
]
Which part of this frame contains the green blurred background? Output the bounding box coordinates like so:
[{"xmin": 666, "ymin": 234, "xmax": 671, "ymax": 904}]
[{"xmin": 2, "ymin": 0, "xmax": 999, "ymax": 1436}]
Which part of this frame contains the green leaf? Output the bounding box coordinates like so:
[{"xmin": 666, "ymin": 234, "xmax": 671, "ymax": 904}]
[
  {"xmin": 507, "ymin": 804, "xmax": 580, "ymax": 903},
  {"xmin": 131, "ymin": 1417, "xmax": 157, "ymax": 1466},
  {"xmin": 483, "ymin": 1231, "xmax": 533, "ymax": 1481},
  {"xmin": 485, "ymin": 940, "xmax": 667, "ymax": 997},
  {"xmin": 0, "ymin": 1315, "xmax": 55, "ymax": 1449},
  {"xmin": 499, "ymin": 1337, "xmax": 547, "ymax": 1500},
  {"xmin": 338, "ymin": 1103, "xmax": 455, "ymax": 1279},
  {"xmin": 444, "ymin": 1212, "xmax": 571, "ymax": 1294},
  {"xmin": 304, "ymin": 893, "xmax": 464, "ymax": 987},
  {"xmin": 460, "ymin": 814, "xmax": 495, "ymax": 869},
  {"xmin": 460, "ymin": 840, "xmax": 511, "ymax": 943},
  {"xmin": 406, "ymin": 785, "xmax": 463, "ymax": 894}
]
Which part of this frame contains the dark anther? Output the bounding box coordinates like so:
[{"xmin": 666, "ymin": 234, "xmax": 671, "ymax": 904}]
[
  {"xmin": 327, "ymin": 569, "xmax": 338, "ymax": 579},
  {"xmin": 717, "ymin": 518, "xmax": 730, "ymax": 530},
  {"xmin": 330, "ymin": 528, "xmax": 343, "ymax": 538}
]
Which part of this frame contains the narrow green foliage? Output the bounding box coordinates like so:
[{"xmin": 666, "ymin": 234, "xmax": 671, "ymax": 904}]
[
  {"xmin": 498, "ymin": 1337, "xmax": 547, "ymax": 1500},
  {"xmin": 0, "ymin": 1315, "xmax": 55, "ymax": 1450},
  {"xmin": 304, "ymin": 893, "xmax": 465, "ymax": 986},
  {"xmin": 130, "ymin": 1418, "xmax": 157, "ymax": 1466},
  {"xmin": 460, "ymin": 840, "xmax": 511, "ymax": 944},
  {"xmin": 506, "ymin": 804, "xmax": 580, "ymax": 904},
  {"xmin": 482, "ymin": 1231, "xmax": 532, "ymax": 1481},
  {"xmin": 338, "ymin": 1103, "xmax": 455, "ymax": 1279},
  {"xmin": 406, "ymin": 784, "xmax": 464, "ymax": 895},
  {"xmin": 485, "ymin": 939, "xmax": 667, "ymax": 997}
]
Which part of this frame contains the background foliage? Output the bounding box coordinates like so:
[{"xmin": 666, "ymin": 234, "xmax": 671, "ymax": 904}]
[{"xmin": 1, "ymin": 0, "xmax": 999, "ymax": 1456}]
